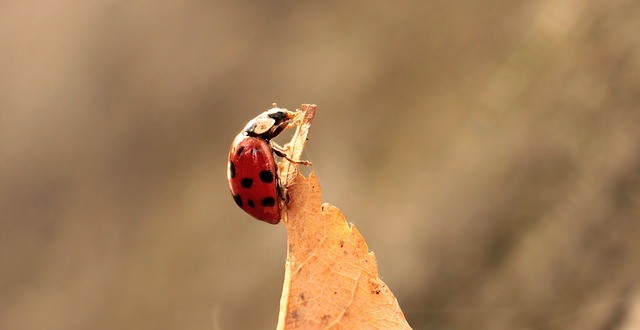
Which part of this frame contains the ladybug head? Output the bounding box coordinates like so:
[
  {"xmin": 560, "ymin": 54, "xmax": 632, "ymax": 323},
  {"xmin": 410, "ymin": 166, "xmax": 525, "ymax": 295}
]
[{"xmin": 243, "ymin": 107, "xmax": 296, "ymax": 140}]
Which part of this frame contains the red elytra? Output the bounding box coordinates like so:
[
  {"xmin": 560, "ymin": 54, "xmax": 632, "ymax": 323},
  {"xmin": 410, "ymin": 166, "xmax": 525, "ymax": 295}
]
[
  {"xmin": 228, "ymin": 134, "xmax": 281, "ymax": 223},
  {"xmin": 227, "ymin": 107, "xmax": 297, "ymax": 224}
]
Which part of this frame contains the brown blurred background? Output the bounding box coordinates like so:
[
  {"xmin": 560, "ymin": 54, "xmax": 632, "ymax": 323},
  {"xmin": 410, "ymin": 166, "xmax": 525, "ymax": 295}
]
[{"xmin": 1, "ymin": 0, "xmax": 639, "ymax": 329}]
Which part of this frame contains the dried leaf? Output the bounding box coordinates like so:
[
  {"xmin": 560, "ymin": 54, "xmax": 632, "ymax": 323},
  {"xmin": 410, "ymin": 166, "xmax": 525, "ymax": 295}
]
[{"xmin": 276, "ymin": 105, "xmax": 411, "ymax": 330}]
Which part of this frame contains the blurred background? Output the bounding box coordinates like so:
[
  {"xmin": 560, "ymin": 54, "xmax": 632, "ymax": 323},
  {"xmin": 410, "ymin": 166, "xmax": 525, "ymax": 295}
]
[{"xmin": 1, "ymin": 0, "xmax": 639, "ymax": 329}]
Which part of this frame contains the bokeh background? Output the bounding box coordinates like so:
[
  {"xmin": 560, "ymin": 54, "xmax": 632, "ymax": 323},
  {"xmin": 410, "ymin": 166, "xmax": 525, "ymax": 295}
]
[{"xmin": 1, "ymin": 0, "xmax": 639, "ymax": 329}]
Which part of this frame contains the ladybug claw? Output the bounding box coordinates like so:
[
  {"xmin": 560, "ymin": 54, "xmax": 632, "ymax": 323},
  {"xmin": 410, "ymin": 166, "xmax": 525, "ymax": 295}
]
[
  {"xmin": 290, "ymin": 159, "xmax": 312, "ymax": 166},
  {"xmin": 270, "ymin": 141, "xmax": 312, "ymax": 166}
]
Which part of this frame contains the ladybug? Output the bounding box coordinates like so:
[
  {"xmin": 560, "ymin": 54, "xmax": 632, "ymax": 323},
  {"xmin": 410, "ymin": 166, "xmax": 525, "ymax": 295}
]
[{"xmin": 227, "ymin": 106, "xmax": 301, "ymax": 224}]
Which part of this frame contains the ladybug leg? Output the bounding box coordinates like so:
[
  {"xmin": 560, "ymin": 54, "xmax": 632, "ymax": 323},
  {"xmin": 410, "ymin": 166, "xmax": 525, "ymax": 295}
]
[
  {"xmin": 269, "ymin": 141, "xmax": 288, "ymax": 155},
  {"xmin": 276, "ymin": 176, "xmax": 287, "ymax": 202},
  {"xmin": 270, "ymin": 141, "xmax": 313, "ymax": 166}
]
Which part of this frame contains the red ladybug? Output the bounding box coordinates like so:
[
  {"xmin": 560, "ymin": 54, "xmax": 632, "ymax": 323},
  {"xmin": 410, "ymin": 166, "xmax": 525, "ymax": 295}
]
[{"xmin": 227, "ymin": 107, "xmax": 297, "ymax": 224}]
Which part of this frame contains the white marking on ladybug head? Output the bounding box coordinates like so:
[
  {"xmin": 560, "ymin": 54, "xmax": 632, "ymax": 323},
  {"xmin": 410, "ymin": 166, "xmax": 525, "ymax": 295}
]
[
  {"xmin": 248, "ymin": 115, "xmax": 275, "ymax": 135},
  {"xmin": 242, "ymin": 106, "xmax": 295, "ymax": 138}
]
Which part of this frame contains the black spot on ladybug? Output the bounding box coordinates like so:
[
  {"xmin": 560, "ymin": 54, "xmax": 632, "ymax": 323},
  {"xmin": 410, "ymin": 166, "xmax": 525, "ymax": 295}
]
[
  {"xmin": 241, "ymin": 178, "xmax": 253, "ymax": 188},
  {"xmin": 229, "ymin": 161, "xmax": 236, "ymax": 178},
  {"xmin": 259, "ymin": 170, "xmax": 274, "ymax": 183},
  {"xmin": 236, "ymin": 146, "xmax": 245, "ymax": 157},
  {"xmin": 261, "ymin": 197, "xmax": 276, "ymax": 207},
  {"xmin": 248, "ymin": 199, "xmax": 255, "ymax": 208},
  {"xmin": 233, "ymin": 194, "xmax": 243, "ymax": 207}
]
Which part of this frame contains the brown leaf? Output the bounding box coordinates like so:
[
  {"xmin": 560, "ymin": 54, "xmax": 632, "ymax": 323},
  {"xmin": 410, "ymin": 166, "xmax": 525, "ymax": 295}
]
[{"xmin": 276, "ymin": 105, "xmax": 411, "ymax": 330}]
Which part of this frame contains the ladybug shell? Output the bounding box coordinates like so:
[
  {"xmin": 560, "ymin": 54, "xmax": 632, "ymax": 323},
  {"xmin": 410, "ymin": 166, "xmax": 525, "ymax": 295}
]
[{"xmin": 227, "ymin": 134, "xmax": 281, "ymax": 224}]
